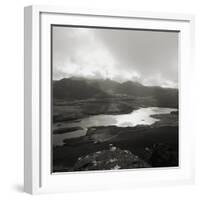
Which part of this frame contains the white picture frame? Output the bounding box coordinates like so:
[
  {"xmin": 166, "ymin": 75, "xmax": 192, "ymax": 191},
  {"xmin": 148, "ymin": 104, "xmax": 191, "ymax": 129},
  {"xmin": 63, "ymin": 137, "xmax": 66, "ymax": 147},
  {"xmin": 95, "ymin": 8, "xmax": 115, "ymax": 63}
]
[{"xmin": 24, "ymin": 5, "xmax": 195, "ymax": 194}]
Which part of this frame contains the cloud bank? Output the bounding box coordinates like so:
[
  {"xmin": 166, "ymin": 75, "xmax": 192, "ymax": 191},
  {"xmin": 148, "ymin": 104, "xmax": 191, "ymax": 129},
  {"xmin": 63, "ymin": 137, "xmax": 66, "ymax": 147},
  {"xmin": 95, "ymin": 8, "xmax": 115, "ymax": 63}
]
[{"xmin": 52, "ymin": 26, "xmax": 178, "ymax": 88}]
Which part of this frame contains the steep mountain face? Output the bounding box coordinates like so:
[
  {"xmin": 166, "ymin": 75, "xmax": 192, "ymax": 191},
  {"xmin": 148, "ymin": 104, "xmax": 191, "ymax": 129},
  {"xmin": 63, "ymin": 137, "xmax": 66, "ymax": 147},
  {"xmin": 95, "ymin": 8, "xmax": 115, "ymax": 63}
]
[
  {"xmin": 87, "ymin": 79, "xmax": 120, "ymax": 94},
  {"xmin": 115, "ymin": 81, "xmax": 152, "ymax": 96},
  {"xmin": 53, "ymin": 77, "xmax": 178, "ymax": 108},
  {"xmin": 152, "ymin": 87, "xmax": 178, "ymax": 108},
  {"xmin": 113, "ymin": 80, "xmax": 178, "ymax": 107},
  {"xmin": 53, "ymin": 78, "xmax": 107, "ymax": 100}
]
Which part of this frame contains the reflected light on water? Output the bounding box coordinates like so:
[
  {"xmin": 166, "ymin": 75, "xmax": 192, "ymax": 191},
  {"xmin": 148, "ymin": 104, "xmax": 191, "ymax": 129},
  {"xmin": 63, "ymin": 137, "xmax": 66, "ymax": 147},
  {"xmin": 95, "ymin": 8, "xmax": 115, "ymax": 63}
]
[{"xmin": 53, "ymin": 107, "xmax": 177, "ymax": 145}]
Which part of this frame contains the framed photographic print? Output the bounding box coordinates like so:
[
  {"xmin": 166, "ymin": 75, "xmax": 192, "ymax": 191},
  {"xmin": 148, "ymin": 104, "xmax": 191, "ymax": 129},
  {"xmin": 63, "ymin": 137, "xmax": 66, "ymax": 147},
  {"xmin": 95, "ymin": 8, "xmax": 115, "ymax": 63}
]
[{"xmin": 24, "ymin": 5, "xmax": 195, "ymax": 194}]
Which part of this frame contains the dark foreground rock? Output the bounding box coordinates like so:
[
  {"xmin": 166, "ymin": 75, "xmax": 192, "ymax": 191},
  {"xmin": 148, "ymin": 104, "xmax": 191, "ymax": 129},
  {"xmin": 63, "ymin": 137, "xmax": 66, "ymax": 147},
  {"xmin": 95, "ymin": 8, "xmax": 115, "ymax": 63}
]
[
  {"xmin": 73, "ymin": 145, "xmax": 150, "ymax": 171},
  {"xmin": 53, "ymin": 125, "xmax": 178, "ymax": 172}
]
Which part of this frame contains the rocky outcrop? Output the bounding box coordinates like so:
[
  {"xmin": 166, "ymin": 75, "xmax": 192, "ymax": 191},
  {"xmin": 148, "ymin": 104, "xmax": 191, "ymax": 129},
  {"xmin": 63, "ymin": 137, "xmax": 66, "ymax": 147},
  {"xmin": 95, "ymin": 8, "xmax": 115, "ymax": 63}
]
[{"xmin": 73, "ymin": 144, "xmax": 150, "ymax": 171}]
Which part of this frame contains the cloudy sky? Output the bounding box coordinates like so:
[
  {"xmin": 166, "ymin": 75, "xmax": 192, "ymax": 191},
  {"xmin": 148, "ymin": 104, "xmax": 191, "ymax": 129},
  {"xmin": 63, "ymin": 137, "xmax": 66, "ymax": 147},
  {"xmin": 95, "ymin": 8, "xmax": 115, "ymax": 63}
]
[{"xmin": 52, "ymin": 26, "xmax": 178, "ymax": 88}]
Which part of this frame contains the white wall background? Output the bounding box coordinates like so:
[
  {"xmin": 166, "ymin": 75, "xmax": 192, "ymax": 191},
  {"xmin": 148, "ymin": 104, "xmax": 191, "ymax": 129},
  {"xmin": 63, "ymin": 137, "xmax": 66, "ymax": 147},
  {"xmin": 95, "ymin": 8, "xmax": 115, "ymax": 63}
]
[{"xmin": 0, "ymin": 0, "xmax": 199, "ymax": 199}]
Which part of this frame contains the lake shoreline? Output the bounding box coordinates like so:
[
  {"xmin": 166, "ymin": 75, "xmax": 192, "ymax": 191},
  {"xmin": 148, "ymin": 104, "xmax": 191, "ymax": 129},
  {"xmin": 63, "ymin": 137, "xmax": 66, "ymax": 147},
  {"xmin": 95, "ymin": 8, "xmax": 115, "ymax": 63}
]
[
  {"xmin": 53, "ymin": 107, "xmax": 177, "ymax": 146},
  {"xmin": 53, "ymin": 111, "xmax": 178, "ymax": 172},
  {"xmin": 53, "ymin": 95, "xmax": 178, "ymax": 123}
]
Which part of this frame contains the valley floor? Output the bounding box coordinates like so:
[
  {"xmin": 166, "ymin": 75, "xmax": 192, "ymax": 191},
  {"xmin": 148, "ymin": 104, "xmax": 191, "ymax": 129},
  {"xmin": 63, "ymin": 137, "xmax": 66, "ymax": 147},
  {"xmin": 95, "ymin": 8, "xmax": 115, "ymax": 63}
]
[{"xmin": 52, "ymin": 109, "xmax": 179, "ymax": 172}]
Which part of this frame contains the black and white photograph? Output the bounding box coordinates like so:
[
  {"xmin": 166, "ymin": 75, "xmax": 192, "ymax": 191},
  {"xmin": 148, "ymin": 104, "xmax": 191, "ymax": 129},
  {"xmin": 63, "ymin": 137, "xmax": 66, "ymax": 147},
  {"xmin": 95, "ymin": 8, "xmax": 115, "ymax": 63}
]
[{"xmin": 52, "ymin": 25, "xmax": 179, "ymax": 173}]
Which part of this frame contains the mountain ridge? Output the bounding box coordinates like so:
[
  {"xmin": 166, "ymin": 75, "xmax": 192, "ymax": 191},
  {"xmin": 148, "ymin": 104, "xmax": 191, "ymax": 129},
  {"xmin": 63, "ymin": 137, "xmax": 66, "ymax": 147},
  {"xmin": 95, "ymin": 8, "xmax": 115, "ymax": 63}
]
[{"xmin": 53, "ymin": 77, "xmax": 178, "ymax": 108}]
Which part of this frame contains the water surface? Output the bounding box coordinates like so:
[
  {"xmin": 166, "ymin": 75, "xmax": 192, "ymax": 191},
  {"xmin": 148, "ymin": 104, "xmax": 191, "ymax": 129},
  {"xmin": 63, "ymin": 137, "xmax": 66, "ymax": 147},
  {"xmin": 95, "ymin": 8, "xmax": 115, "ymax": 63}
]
[{"xmin": 53, "ymin": 107, "xmax": 177, "ymax": 145}]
